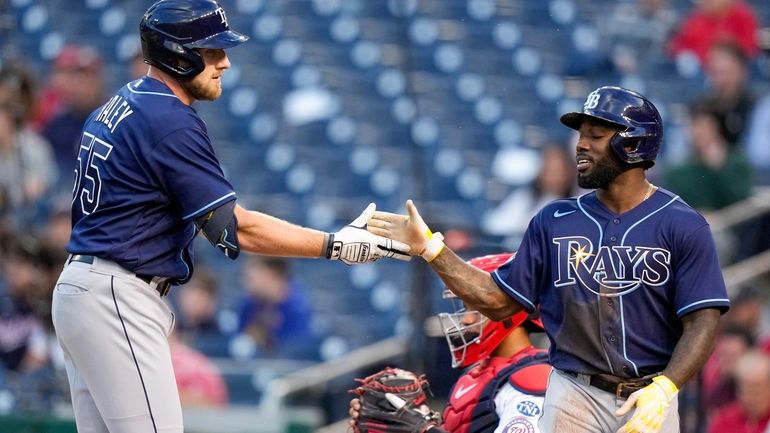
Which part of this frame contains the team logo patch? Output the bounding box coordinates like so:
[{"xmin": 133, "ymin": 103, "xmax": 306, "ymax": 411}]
[
  {"xmin": 503, "ymin": 416, "xmax": 535, "ymax": 433},
  {"xmin": 516, "ymin": 400, "xmax": 541, "ymax": 417}
]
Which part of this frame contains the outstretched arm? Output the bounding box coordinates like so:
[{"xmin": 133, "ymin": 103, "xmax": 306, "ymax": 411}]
[
  {"xmin": 235, "ymin": 204, "xmax": 325, "ymax": 257},
  {"xmin": 429, "ymin": 247, "xmax": 524, "ymax": 321},
  {"xmin": 234, "ymin": 203, "xmax": 410, "ymax": 264},
  {"xmin": 368, "ymin": 200, "xmax": 524, "ymax": 321}
]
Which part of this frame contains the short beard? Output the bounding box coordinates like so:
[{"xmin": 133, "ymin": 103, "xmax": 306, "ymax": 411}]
[
  {"xmin": 577, "ymin": 147, "xmax": 628, "ymax": 189},
  {"xmin": 179, "ymin": 76, "xmax": 221, "ymax": 101}
]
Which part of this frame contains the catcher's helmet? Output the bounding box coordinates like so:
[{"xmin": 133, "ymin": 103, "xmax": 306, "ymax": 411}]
[
  {"xmin": 140, "ymin": 0, "xmax": 248, "ymax": 80},
  {"xmin": 560, "ymin": 86, "xmax": 663, "ymax": 167},
  {"xmin": 438, "ymin": 253, "xmax": 544, "ymax": 368}
]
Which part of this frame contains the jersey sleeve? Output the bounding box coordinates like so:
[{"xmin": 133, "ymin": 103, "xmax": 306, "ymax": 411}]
[
  {"xmin": 490, "ymin": 214, "xmax": 545, "ymax": 312},
  {"xmin": 673, "ymin": 223, "xmax": 730, "ymax": 317},
  {"xmin": 151, "ymin": 126, "xmax": 236, "ymax": 221}
]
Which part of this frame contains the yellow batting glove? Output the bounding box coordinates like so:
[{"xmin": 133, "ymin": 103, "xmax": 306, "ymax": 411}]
[{"xmin": 615, "ymin": 375, "xmax": 678, "ymax": 433}]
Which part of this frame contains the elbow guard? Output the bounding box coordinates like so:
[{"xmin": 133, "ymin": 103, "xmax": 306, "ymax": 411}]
[{"xmin": 194, "ymin": 199, "xmax": 240, "ymax": 259}]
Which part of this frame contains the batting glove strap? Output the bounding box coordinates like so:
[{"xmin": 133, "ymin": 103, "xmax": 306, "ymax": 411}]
[{"xmin": 322, "ymin": 232, "xmax": 334, "ymax": 258}]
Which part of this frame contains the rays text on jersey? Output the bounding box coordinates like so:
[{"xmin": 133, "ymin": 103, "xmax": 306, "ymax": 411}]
[{"xmin": 552, "ymin": 236, "xmax": 671, "ymax": 296}]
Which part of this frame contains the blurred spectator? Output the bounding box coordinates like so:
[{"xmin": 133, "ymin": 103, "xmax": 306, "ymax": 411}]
[
  {"xmin": 168, "ymin": 331, "xmax": 228, "ymax": 408},
  {"xmin": 234, "ymin": 256, "xmax": 313, "ymax": 356},
  {"xmin": 173, "ymin": 267, "xmax": 228, "ymax": 356},
  {"xmin": 481, "ymin": 144, "xmax": 576, "ymax": 245},
  {"xmin": 0, "ymin": 236, "xmax": 49, "ymax": 373},
  {"xmin": 0, "ymin": 64, "xmax": 57, "ymax": 221},
  {"xmin": 664, "ymin": 102, "xmax": 752, "ymax": 211},
  {"xmin": 707, "ymin": 350, "xmax": 770, "ymax": 433},
  {"xmin": 724, "ymin": 287, "xmax": 768, "ymax": 341},
  {"xmin": 41, "ymin": 45, "xmax": 105, "ymax": 180},
  {"xmin": 698, "ymin": 41, "xmax": 755, "ymax": 146},
  {"xmin": 0, "ymin": 61, "xmax": 39, "ymax": 124},
  {"xmin": 701, "ymin": 324, "xmax": 755, "ymax": 416},
  {"xmin": 668, "ymin": 0, "xmax": 758, "ymax": 64},
  {"xmin": 744, "ymin": 64, "xmax": 770, "ymax": 183},
  {"xmin": 39, "ymin": 205, "xmax": 71, "ymax": 254},
  {"xmin": 599, "ymin": 0, "xmax": 679, "ymax": 74}
]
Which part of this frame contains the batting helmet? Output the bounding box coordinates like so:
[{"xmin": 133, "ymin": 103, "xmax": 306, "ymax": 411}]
[
  {"xmin": 438, "ymin": 253, "xmax": 544, "ymax": 368},
  {"xmin": 140, "ymin": 0, "xmax": 248, "ymax": 80},
  {"xmin": 560, "ymin": 86, "xmax": 663, "ymax": 167}
]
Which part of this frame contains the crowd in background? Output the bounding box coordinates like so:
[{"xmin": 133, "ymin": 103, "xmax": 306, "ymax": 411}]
[{"xmin": 1, "ymin": 0, "xmax": 770, "ymax": 431}]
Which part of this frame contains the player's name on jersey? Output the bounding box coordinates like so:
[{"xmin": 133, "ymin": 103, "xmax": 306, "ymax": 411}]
[{"xmin": 94, "ymin": 94, "xmax": 134, "ymax": 133}]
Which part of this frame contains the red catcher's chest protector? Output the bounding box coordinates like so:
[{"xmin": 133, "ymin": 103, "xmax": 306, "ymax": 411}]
[{"xmin": 442, "ymin": 347, "xmax": 550, "ymax": 433}]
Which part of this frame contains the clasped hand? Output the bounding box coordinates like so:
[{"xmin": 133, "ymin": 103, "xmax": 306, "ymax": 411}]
[
  {"xmin": 327, "ymin": 203, "xmax": 411, "ymax": 265},
  {"xmin": 366, "ymin": 200, "xmax": 445, "ymax": 262}
]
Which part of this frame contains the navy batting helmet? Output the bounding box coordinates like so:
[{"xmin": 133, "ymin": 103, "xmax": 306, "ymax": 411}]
[
  {"xmin": 140, "ymin": 0, "xmax": 248, "ymax": 80},
  {"xmin": 560, "ymin": 86, "xmax": 663, "ymax": 167}
]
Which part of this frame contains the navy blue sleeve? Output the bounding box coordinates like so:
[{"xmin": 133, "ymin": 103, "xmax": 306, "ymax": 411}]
[
  {"xmin": 673, "ymin": 223, "xmax": 730, "ymax": 317},
  {"xmin": 151, "ymin": 126, "xmax": 236, "ymax": 221},
  {"xmin": 491, "ymin": 213, "xmax": 545, "ymax": 312}
]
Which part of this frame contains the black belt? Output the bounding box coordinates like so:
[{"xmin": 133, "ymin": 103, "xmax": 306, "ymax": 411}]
[
  {"xmin": 564, "ymin": 371, "xmax": 654, "ymax": 399},
  {"xmin": 68, "ymin": 255, "xmax": 172, "ymax": 297}
]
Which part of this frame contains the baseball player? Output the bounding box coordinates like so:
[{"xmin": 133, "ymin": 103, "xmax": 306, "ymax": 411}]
[
  {"xmin": 368, "ymin": 86, "xmax": 730, "ymax": 433},
  {"xmin": 349, "ymin": 252, "xmax": 552, "ymax": 433},
  {"xmin": 50, "ymin": 1, "xmax": 409, "ymax": 432}
]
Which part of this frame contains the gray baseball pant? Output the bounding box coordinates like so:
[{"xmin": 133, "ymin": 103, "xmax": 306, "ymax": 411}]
[
  {"xmin": 52, "ymin": 257, "xmax": 182, "ymax": 433},
  {"xmin": 539, "ymin": 368, "xmax": 679, "ymax": 433}
]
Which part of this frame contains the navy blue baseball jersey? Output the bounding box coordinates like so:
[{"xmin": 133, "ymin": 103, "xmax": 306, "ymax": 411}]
[
  {"xmin": 67, "ymin": 77, "xmax": 235, "ymax": 283},
  {"xmin": 491, "ymin": 188, "xmax": 730, "ymax": 378}
]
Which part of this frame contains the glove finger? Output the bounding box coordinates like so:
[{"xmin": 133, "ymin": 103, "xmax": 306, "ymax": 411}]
[
  {"xmin": 350, "ymin": 203, "xmax": 376, "ymax": 228},
  {"xmin": 384, "ymin": 237, "xmax": 411, "ymax": 255},
  {"xmin": 371, "ymin": 210, "xmax": 406, "ymax": 225},
  {"xmin": 366, "ymin": 217, "xmax": 393, "ymax": 231},
  {"xmin": 390, "ymin": 252, "xmax": 413, "ymax": 261},
  {"xmin": 367, "ymin": 227, "xmax": 391, "ymax": 237},
  {"xmin": 385, "ymin": 393, "xmax": 408, "ymax": 410},
  {"xmin": 615, "ymin": 392, "xmax": 639, "ymax": 416}
]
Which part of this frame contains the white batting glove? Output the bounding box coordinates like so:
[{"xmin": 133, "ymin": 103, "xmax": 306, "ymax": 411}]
[
  {"xmin": 324, "ymin": 203, "xmax": 411, "ymax": 265},
  {"xmin": 615, "ymin": 375, "xmax": 678, "ymax": 433},
  {"xmin": 367, "ymin": 200, "xmax": 445, "ymax": 262}
]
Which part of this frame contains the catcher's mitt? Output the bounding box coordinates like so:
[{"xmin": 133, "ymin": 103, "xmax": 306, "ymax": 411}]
[{"xmin": 350, "ymin": 367, "xmax": 440, "ymax": 433}]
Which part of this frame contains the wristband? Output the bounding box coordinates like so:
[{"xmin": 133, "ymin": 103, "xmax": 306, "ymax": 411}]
[
  {"xmin": 323, "ymin": 232, "xmax": 336, "ymax": 259},
  {"xmin": 422, "ymin": 231, "xmax": 445, "ymax": 262}
]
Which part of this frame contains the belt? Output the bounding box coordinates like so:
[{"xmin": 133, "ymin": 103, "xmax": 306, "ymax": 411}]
[
  {"xmin": 564, "ymin": 371, "xmax": 654, "ymax": 399},
  {"xmin": 68, "ymin": 255, "xmax": 172, "ymax": 297}
]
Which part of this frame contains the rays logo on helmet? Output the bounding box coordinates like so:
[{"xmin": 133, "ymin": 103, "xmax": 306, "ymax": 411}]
[
  {"xmin": 584, "ymin": 90, "xmax": 601, "ymax": 110},
  {"xmin": 215, "ymin": 6, "xmax": 227, "ymax": 25},
  {"xmin": 503, "ymin": 416, "xmax": 535, "ymax": 433},
  {"xmin": 516, "ymin": 400, "xmax": 541, "ymax": 417},
  {"xmin": 560, "ymin": 86, "xmax": 663, "ymax": 167}
]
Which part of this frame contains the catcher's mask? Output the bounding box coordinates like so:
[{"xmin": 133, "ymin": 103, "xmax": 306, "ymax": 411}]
[{"xmin": 438, "ymin": 252, "xmax": 543, "ymax": 368}]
